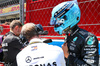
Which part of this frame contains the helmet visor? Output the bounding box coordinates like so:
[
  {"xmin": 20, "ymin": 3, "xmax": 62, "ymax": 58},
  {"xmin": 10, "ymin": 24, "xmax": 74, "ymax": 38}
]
[{"xmin": 50, "ymin": 18, "xmax": 64, "ymax": 27}]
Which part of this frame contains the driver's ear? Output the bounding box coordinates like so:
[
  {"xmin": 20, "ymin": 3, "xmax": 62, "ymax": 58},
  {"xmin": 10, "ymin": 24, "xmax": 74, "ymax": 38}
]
[{"xmin": 15, "ymin": 26, "xmax": 18, "ymax": 30}]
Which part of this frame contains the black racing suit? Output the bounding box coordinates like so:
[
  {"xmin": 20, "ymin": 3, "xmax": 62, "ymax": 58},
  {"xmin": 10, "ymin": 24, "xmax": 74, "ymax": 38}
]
[
  {"xmin": 2, "ymin": 32, "xmax": 24, "ymax": 66},
  {"xmin": 65, "ymin": 25, "xmax": 99, "ymax": 66}
]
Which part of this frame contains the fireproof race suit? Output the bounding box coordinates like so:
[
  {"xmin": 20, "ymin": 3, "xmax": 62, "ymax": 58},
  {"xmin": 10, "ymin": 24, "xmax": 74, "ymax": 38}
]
[{"xmin": 65, "ymin": 25, "xmax": 99, "ymax": 66}]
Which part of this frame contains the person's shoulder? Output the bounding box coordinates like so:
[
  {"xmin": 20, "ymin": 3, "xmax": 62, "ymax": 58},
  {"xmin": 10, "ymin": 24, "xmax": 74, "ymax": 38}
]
[
  {"xmin": 9, "ymin": 34, "xmax": 19, "ymax": 40},
  {"xmin": 3, "ymin": 35, "xmax": 19, "ymax": 45},
  {"xmin": 79, "ymin": 28, "xmax": 98, "ymax": 44},
  {"xmin": 78, "ymin": 28, "xmax": 97, "ymax": 38},
  {"xmin": 78, "ymin": 28, "xmax": 89, "ymax": 35},
  {"xmin": 42, "ymin": 43, "xmax": 63, "ymax": 51},
  {"xmin": 2, "ymin": 35, "xmax": 13, "ymax": 43},
  {"xmin": 17, "ymin": 45, "xmax": 30, "ymax": 57}
]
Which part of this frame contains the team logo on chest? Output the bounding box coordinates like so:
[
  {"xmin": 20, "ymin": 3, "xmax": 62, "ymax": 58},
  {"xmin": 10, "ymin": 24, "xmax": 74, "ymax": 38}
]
[
  {"xmin": 69, "ymin": 37, "xmax": 78, "ymax": 51},
  {"xmin": 25, "ymin": 56, "xmax": 32, "ymax": 63}
]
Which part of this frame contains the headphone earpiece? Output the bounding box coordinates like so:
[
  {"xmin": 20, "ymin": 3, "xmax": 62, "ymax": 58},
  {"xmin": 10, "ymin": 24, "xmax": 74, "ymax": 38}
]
[{"xmin": 35, "ymin": 24, "xmax": 48, "ymax": 35}]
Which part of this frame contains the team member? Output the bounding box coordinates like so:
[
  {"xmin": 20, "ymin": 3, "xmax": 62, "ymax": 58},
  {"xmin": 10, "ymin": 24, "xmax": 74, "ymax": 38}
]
[
  {"xmin": 16, "ymin": 23, "xmax": 66, "ymax": 66},
  {"xmin": 50, "ymin": 1, "xmax": 99, "ymax": 66},
  {"xmin": 2, "ymin": 20, "xmax": 24, "ymax": 66}
]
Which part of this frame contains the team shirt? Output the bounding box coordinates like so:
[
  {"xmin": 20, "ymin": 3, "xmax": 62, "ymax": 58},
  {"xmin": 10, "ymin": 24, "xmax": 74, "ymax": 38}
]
[
  {"xmin": 2, "ymin": 32, "xmax": 24, "ymax": 66},
  {"xmin": 17, "ymin": 38, "xmax": 66, "ymax": 66}
]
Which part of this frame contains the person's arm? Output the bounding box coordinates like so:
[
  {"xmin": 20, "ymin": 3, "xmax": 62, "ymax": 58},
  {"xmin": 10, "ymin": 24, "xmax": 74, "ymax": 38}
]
[
  {"xmin": 62, "ymin": 43, "xmax": 69, "ymax": 58},
  {"xmin": 81, "ymin": 36, "xmax": 99, "ymax": 66},
  {"xmin": 62, "ymin": 36, "xmax": 99, "ymax": 66}
]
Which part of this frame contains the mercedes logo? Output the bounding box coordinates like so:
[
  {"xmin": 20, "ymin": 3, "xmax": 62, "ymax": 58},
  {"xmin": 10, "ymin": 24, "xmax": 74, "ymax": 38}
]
[{"xmin": 25, "ymin": 56, "xmax": 32, "ymax": 63}]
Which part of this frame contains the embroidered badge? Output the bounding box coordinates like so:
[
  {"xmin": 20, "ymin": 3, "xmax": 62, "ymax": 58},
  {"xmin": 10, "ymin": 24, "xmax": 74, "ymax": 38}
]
[
  {"xmin": 73, "ymin": 37, "xmax": 78, "ymax": 42},
  {"xmin": 87, "ymin": 37, "xmax": 94, "ymax": 45}
]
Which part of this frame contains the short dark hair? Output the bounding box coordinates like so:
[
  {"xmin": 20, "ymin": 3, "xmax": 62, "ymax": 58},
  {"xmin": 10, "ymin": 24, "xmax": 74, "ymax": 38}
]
[{"xmin": 10, "ymin": 20, "xmax": 22, "ymax": 30}]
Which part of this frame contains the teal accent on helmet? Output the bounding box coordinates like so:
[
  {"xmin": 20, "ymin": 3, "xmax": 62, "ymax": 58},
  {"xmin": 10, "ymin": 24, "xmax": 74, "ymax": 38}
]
[{"xmin": 50, "ymin": 1, "xmax": 81, "ymax": 35}]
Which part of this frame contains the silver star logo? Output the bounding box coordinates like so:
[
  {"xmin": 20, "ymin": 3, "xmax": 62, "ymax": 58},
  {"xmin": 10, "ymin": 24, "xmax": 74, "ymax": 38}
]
[{"xmin": 25, "ymin": 56, "xmax": 32, "ymax": 63}]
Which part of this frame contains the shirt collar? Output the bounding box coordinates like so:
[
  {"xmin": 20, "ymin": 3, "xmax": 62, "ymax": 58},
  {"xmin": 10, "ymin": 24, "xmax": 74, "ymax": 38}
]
[
  {"xmin": 29, "ymin": 38, "xmax": 43, "ymax": 44},
  {"xmin": 70, "ymin": 25, "xmax": 79, "ymax": 36}
]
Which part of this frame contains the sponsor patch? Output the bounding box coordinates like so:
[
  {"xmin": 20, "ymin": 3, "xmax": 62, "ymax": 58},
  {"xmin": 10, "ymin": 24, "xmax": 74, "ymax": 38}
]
[
  {"xmin": 73, "ymin": 37, "xmax": 78, "ymax": 42},
  {"xmin": 87, "ymin": 37, "xmax": 94, "ymax": 45}
]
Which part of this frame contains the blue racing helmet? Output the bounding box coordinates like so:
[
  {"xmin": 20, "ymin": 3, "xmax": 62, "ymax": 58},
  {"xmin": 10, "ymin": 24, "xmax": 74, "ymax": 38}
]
[{"xmin": 50, "ymin": 1, "xmax": 81, "ymax": 35}]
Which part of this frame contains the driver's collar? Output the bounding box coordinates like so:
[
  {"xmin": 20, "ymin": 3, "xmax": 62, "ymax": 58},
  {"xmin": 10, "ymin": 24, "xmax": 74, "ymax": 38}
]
[{"xmin": 70, "ymin": 25, "xmax": 79, "ymax": 36}]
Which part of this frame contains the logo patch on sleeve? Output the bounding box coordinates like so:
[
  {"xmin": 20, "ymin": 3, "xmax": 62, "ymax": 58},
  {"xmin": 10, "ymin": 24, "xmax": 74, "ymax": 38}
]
[
  {"xmin": 73, "ymin": 37, "xmax": 78, "ymax": 42},
  {"xmin": 87, "ymin": 37, "xmax": 94, "ymax": 45}
]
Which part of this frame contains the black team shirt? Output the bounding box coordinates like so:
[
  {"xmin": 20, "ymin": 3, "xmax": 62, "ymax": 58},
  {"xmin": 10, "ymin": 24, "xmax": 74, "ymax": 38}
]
[{"xmin": 2, "ymin": 32, "xmax": 24, "ymax": 66}]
